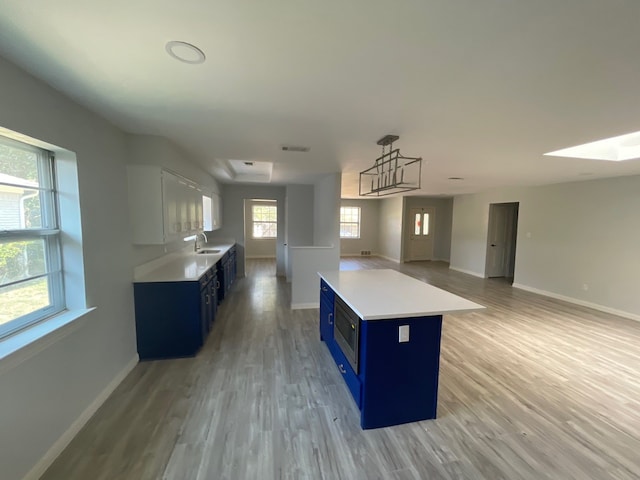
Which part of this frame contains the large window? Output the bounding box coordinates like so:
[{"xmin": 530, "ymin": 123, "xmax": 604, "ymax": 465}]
[
  {"xmin": 0, "ymin": 136, "xmax": 63, "ymax": 338},
  {"xmin": 252, "ymin": 203, "xmax": 277, "ymax": 238},
  {"xmin": 340, "ymin": 206, "xmax": 361, "ymax": 238}
]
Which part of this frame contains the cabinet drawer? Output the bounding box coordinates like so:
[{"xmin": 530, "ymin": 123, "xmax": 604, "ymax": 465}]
[
  {"xmin": 320, "ymin": 279, "xmax": 335, "ymax": 305},
  {"xmin": 330, "ymin": 340, "xmax": 362, "ymax": 409}
]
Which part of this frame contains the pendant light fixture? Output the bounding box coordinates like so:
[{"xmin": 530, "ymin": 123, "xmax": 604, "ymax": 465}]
[{"xmin": 359, "ymin": 135, "xmax": 422, "ymax": 196}]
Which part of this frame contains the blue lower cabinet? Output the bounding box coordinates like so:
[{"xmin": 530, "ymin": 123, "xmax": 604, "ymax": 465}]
[
  {"xmin": 330, "ymin": 339, "xmax": 362, "ymax": 408},
  {"xmin": 319, "ymin": 281, "xmax": 444, "ymax": 429},
  {"xmin": 359, "ymin": 315, "xmax": 442, "ymax": 429},
  {"xmin": 134, "ymin": 281, "xmax": 205, "ymax": 360}
]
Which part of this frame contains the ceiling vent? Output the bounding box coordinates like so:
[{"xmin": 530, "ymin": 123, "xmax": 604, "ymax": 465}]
[{"xmin": 281, "ymin": 145, "xmax": 310, "ymax": 152}]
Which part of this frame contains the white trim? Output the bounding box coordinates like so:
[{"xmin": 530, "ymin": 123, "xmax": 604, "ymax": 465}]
[
  {"xmin": 23, "ymin": 354, "xmax": 139, "ymax": 480},
  {"xmin": 449, "ymin": 266, "xmax": 485, "ymax": 278},
  {"xmin": 376, "ymin": 254, "xmax": 400, "ymax": 263},
  {"xmin": 245, "ymin": 255, "xmax": 276, "ymax": 259},
  {"xmin": 0, "ymin": 308, "xmax": 95, "ymax": 375},
  {"xmin": 291, "ymin": 302, "xmax": 319, "ymax": 310},
  {"xmin": 512, "ymin": 283, "xmax": 640, "ymax": 323}
]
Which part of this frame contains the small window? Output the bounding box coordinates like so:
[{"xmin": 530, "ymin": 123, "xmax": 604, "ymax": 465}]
[
  {"xmin": 0, "ymin": 135, "xmax": 64, "ymax": 338},
  {"xmin": 340, "ymin": 206, "xmax": 361, "ymax": 239},
  {"xmin": 413, "ymin": 212, "xmax": 430, "ymax": 236},
  {"xmin": 252, "ymin": 204, "xmax": 277, "ymax": 238}
]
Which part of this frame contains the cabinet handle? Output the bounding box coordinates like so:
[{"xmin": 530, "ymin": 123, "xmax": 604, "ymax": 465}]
[
  {"xmin": 322, "ymin": 286, "xmax": 328, "ymax": 292},
  {"xmin": 338, "ymin": 364, "xmax": 347, "ymax": 374},
  {"xmin": 328, "ymin": 312, "xmax": 333, "ymax": 325},
  {"xmin": 206, "ymin": 294, "xmax": 209, "ymax": 305},
  {"xmin": 216, "ymin": 281, "xmax": 220, "ymax": 289}
]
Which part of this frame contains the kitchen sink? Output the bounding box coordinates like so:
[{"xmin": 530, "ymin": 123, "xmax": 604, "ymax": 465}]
[{"xmin": 197, "ymin": 249, "xmax": 221, "ymax": 255}]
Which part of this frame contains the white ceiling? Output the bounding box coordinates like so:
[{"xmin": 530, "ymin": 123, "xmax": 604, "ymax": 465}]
[{"xmin": 1, "ymin": 0, "xmax": 640, "ymax": 198}]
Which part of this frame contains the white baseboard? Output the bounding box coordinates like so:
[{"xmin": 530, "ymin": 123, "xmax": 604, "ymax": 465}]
[
  {"xmin": 24, "ymin": 354, "xmax": 139, "ymax": 480},
  {"xmin": 291, "ymin": 302, "xmax": 319, "ymax": 310},
  {"xmin": 512, "ymin": 283, "xmax": 640, "ymax": 323},
  {"xmin": 376, "ymin": 254, "xmax": 400, "ymax": 263},
  {"xmin": 449, "ymin": 266, "xmax": 485, "ymax": 278}
]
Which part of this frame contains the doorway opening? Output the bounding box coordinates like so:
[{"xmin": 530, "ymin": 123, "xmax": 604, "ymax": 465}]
[
  {"xmin": 243, "ymin": 198, "xmax": 278, "ymax": 277},
  {"xmin": 485, "ymin": 202, "xmax": 519, "ymax": 282}
]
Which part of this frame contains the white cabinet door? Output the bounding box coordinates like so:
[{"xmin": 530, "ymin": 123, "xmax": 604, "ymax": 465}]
[
  {"xmin": 195, "ymin": 187, "xmax": 203, "ymax": 231},
  {"xmin": 128, "ymin": 165, "xmax": 164, "ymax": 245},
  {"xmin": 162, "ymin": 171, "xmax": 181, "ymax": 243},
  {"xmin": 212, "ymin": 193, "xmax": 222, "ymax": 230}
]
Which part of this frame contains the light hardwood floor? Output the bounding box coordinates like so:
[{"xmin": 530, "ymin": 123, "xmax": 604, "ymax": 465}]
[{"xmin": 41, "ymin": 257, "xmax": 640, "ymax": 480}]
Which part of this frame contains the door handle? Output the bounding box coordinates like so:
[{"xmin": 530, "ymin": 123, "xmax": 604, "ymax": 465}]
[
  {"xmin": 338, "ymin": 364, "xmax": 347, "ymax": 374},
  {"xmin": 328, "ymin": 313, "xmax": 333, "ymax": 325},
  {"xmin": 491, "ymin": 244, "xmax": 497, "ymax": 247}
]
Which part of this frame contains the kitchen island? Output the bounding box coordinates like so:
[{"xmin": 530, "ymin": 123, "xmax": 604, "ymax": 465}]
[{"xmin": 318, "ymin": 269, "xmax": 484, "ymax": 429}]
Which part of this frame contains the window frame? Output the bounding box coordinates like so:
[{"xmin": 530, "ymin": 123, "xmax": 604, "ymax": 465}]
[
  {"xmin": 251, "ymin": 203, "xmax": 277, "ymax": 239},
  {"xmin": 0, "ymin": 136, "xmax": 64, "ymax": 339},
  {"xmin": 340, "ymin": 206, "xmax": 361, "ymax": 239}
]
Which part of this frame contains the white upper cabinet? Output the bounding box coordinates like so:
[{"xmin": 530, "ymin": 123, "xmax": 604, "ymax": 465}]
[
  {"xmin": 127, "ymin": 165, "xmax": 205, "ymax": 245},
  {"xmin": 212, "ymin": 193, "xmax": 222, "ymax": 230}
]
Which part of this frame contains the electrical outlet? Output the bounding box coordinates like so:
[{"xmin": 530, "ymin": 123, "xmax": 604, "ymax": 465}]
[
  {"xmin": 399, "ymin": 325, "xmax": 410, "ymax": 343},
  {"xmin": 582, "ymin": 283, "xmax": 589, "ymax": 291}
]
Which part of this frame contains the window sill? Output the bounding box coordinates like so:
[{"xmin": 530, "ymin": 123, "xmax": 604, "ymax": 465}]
[{"xmin": 0, "ymin": 308, "xmax": 95, "ymax": 375}]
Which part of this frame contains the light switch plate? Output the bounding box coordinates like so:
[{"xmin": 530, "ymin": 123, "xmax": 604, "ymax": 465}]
[{"xmin": 399, "ymin": 325, "xmax": 410, "ymax": 343}]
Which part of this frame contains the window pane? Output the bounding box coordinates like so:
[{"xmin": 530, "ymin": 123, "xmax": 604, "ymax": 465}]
[
  {"xmin": 423, "ymin": 213, "xmax": 429, "ymax": 235},
  {"xmin": 0, "ymin": 187, "xmax": 51, "ymax": 229},
  {"xmin": 414, "ymin": 213, "xmax": 421, "ymax": 235},
  {"xmin": 0, "ymin": 276, "xmax": 51, "ymax": 327},
  {"xmin": 0, "ymin": 142, "xmax": 40, "ymax": 185},
  {"xmin": 253, "ymin": 222, "xmax": 276, "ymax": 238},
  {"xmin": 0, "ymin": 238, "xmax": 47, "ymax": 286},
  {"xmin": 340, "ymin": 223, "xmax": 359, "ymax": 238},
  {"xmin": 340, "ymin": 207, "xmax": 361, "ymax": 238}
]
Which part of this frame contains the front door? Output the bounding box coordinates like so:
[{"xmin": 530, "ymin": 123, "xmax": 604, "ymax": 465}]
[{"xmin": 407, "ymin": 207, "xmax": 434, "ymax": 261}]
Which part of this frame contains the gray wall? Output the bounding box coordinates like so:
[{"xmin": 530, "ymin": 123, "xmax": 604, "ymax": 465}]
[
  {"xmin": 244, "ymin": 199, "xmax": 277, "ymax": 258},
  {"xmin": 403, "ymin": 196, "xmax": 454, "ymax": 262},
  {"xmin": 208, "ymin": 184, "xmax": 286, "ymax": 277},
  {"xmin": 339, "ymin": 198, "xmax": 380, "ymax": 256},
  {"xmin": 377, "ymin": 196, "xmax": 404, "ymax": 261},
  {"xmin": 450, "ymin": 176, "xmax": 640, "ymax": 319},
  {"xmin": 0, "ymin": 55, "xmax": 137, "ymax": 480},
  {"xmin": 313, "ymin": 173, "xmax": 341, "ymax": 250},
  {"xmin": 285, "ymin": 184, "xmax": 314, "ymax": 280}
]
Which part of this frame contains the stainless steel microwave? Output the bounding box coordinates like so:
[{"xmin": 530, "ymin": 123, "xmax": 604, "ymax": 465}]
[{"xmin": 334, "ymin": 295, "xmax": 360, "ymax": 374}]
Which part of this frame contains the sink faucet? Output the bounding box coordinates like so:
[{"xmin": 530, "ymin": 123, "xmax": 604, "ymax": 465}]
[{"xmin": 194, "ymin": 232, "xmax": 208, "ymax": 252}]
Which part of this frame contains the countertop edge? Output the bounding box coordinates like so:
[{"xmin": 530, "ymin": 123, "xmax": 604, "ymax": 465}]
[
  {"xmin": 134, "ymin": 243, "xmax": 235, "ymax": 283},
  {"xmin": 318, "ymin": 270, "xmax": 486, "ymax": 321}
]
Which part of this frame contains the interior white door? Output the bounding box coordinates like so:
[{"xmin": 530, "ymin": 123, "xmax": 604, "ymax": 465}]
[
  {"xmin": 407, "ymin": 207, "xmax": 434, "ymax": 261},
  {"xmin": 486, "ymin": 204, "xmax": 509, "ymax": 277}
]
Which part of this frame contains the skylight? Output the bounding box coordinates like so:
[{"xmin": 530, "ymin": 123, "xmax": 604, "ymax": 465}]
[{"xmin": 545, "ymin": 130, "xmax": 640, "ymax": 161}]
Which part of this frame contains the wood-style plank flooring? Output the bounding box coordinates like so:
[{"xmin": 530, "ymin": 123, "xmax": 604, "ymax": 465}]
[{"xmin": 42, "ymin": 257, "xmax": 640, "ymax": 480}]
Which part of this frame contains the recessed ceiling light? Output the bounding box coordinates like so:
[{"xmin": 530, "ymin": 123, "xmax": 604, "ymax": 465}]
[
  {"xmin": 165, "ymin": 41, "xmax": 206, "ymax": 64},
  {"xmin": 448, "ymin": 177, "xmax": 464, "ymax": 180},
  {"xmin": 545, "ymin": 130, "xmax": 640, "ymax": 161}
]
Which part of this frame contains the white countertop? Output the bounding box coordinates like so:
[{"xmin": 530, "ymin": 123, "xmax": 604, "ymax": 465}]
[
  {"xmin": 318, "ymin": 269, "xmax": 485, "ymax": 320},
  {"xmin": 134, "ymin": 243, "xmax": 235, "ymax": 283}
]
